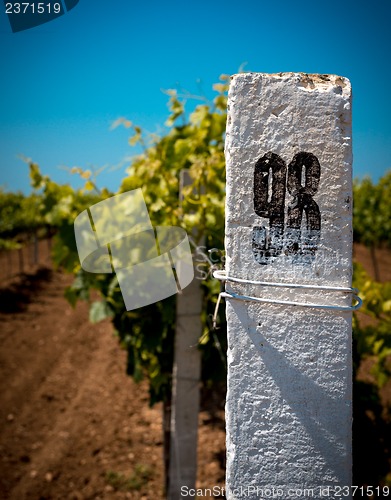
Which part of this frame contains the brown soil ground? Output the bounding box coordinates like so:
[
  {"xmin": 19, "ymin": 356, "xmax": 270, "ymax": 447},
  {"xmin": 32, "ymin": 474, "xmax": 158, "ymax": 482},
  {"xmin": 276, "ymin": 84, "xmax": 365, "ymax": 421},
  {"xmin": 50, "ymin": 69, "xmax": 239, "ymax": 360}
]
[
  {"xmin": 0, "ymin": 241, "xmax": 389, "ymax": 499},
  {"xmin": 0, "ymin": 242, "xmax": 225, "ymax": 500}
]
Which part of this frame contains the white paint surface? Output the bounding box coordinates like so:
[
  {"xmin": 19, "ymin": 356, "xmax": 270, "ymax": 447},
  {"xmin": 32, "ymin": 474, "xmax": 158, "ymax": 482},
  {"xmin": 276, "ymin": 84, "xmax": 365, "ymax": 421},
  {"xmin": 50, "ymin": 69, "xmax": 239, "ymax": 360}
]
[{"xmin": 225, "ymin": 73, "xmax": 353, "ymax": 499}]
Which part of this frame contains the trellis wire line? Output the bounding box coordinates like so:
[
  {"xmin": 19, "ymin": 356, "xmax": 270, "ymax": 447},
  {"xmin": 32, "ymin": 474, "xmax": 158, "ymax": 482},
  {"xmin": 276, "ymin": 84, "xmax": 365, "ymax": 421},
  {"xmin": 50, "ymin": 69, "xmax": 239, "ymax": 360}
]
[{"xmin": 212, "ymin": 269, "xmax": 362, "ymax": 328}]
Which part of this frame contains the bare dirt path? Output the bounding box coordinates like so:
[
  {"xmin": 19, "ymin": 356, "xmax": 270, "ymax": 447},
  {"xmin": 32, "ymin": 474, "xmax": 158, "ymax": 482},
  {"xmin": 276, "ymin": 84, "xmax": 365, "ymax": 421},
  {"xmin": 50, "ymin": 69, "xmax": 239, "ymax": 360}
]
[
  {"xmin": 0, "ymin": 268, "xmax": 225, "ymax": 499},
  {"xmin": 0, "ymin": 242, "xmax": 389, "ymax": 499}
]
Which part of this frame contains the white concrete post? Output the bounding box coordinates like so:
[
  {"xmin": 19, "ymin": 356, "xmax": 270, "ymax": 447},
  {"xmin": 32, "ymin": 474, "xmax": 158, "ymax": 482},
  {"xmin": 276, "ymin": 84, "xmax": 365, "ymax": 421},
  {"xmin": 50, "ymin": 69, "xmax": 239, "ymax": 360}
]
[
  {"xmin": 168, "ymin": 273, "xmax": 202, "ymax": 499},
  {"xmin": 168, "ymin": 170, "xmax": 202, "ymax": 499},
  {"xmin": 224, "ymin": 73, "xmax": 353, "ymax": 499}
]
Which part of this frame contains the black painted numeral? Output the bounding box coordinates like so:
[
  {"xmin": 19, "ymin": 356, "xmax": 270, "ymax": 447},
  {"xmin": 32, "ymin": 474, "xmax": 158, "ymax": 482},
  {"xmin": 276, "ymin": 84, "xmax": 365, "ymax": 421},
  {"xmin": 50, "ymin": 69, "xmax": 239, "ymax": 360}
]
[
  {"xmin": 286, "ymin": 152, "xmax": 321, "ymax": 255},
  {"xmin": 252, "ymin": 151, "xmax": 321, "ymax": 265},
  {"xmin": 253, "ymin": 152, "xmax": 286, "ymax": 264}
]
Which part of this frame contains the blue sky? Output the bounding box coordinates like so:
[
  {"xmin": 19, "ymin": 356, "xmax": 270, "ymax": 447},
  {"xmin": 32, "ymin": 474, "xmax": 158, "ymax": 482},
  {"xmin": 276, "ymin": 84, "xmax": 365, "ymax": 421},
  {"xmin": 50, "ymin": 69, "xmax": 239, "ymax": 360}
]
[{"xmin": 0, "ymin": 0, "xmax": 390, "ymax": 194}]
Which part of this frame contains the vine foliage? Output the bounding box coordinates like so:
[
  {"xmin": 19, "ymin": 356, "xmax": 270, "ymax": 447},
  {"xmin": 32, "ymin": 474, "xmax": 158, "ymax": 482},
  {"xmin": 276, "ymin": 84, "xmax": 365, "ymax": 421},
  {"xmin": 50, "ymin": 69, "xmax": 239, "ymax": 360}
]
[{"xmin": 27, "ymin": 77, "xmax": 229, "ymax": 407}]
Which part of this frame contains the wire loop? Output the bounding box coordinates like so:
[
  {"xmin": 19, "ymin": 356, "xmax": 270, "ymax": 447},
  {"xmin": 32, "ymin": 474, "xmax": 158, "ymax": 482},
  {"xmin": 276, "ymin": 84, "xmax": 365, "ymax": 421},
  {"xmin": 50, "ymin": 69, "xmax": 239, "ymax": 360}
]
[{"xmin": 212, "ymin": 269, "xmax": 362, "ymax": 328}]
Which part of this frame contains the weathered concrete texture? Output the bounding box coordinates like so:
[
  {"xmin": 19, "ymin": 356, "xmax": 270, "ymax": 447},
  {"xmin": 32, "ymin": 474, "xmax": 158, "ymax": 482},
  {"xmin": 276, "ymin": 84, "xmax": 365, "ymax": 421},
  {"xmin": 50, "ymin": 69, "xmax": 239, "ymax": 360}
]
[{"xmin": 225, "ymin": 73, "xmax": 353, "ymax": 499}]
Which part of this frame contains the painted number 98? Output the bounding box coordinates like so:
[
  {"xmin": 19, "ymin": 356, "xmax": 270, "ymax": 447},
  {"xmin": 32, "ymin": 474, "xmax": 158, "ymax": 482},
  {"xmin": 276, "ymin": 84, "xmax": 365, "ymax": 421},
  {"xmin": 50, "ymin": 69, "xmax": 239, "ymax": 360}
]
[{"xmin": 252, "ymin": 151, "xmax": 321, "ymax": 265}]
